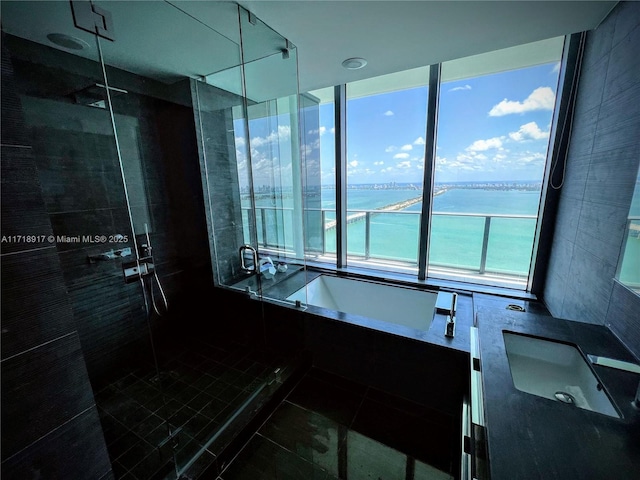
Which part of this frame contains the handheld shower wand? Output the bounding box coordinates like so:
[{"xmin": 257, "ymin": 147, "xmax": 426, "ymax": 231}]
[{"xmin": 142, "ymin": 223, "xmax": 168, "ymax": 316}]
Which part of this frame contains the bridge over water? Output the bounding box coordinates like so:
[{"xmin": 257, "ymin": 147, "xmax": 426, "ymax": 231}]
[{"xmin": 324, "ymin": 189, "xmax": 447, "ymax": 231}]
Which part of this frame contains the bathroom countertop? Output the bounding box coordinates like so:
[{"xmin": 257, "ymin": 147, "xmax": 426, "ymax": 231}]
[{"xmin": 476, "ymin": 308, "xmax": 640, "ymax": 480}]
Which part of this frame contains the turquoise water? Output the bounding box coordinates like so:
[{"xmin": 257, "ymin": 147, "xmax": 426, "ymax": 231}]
[
  {"xmin": 248, "ymin": 185, "xmax": 639, "ymax": 284},
  {"xmin": 251, "ymin": 188, "xmax": 539, "ymax": 275},
  {"xmin": 323, "ymin": 188, "xmax": 540, "ymax": 276}
]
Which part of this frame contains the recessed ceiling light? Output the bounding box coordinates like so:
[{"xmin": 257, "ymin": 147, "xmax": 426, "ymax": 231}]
[
  {"xmin": 342, "ymin": 57, "xmax": 367, "ymax": 70},
  {"xmin": 47, "ymin": 33, "xmax": 90, "ymax": 51}
]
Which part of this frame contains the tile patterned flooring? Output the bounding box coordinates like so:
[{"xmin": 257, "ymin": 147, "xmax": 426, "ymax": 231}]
[
  {"xmin": 94, "ymin": 338, "xmax": 293, "ymax": 480},
  {"xmin": 218, "ymin": 368, "xmax": 458, "ymax": 480}
]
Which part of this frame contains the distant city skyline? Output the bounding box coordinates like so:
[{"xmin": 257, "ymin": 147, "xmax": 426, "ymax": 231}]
[{"xmin": 241, "ymin": 179, "xmax": 543, "ymax": 197}]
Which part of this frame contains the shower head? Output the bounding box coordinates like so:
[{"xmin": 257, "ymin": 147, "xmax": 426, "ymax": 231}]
[
  {"xmin": 47, "ymin": 33, "xmax": 90, "ymax": 51},
  {"xmin": 70, "ymin": 83, "xmax": 128, "ymax": 108}
]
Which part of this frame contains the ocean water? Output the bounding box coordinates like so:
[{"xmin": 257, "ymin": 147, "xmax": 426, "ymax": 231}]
[
  {"xmin": 323, "ymin": 188, "xmax": 540, "ymax": 276},
  {"xmin": 250, "ymin": 185, "xmax": 639, "ymax": 285}
]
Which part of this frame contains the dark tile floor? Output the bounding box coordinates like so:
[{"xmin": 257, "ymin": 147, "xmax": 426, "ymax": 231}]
[
  {"xmin": 217, "ymin": 368, "xmax": 458, "ymax": 480},
  {"xmin": 94, "ymin": 337, "xmax": 297, "ymax": 480}
]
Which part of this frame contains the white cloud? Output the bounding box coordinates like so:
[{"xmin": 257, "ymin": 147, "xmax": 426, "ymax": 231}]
[
  {"xmin": 349, "ymin": 160, "xmax": 358, "ymax": 167},
  {"xmin": 449, "ymin": 158, "xmax": 477, "ymax": 171},
  {"xmin": 330, "ymin": 127, "xmax": 336, "ymax": 134},
  {"xmin": 456, "ymin": 153, "xmax": 473, "ymax": 163},
  {"xmin": 400, "ymin": 144, "xmax": 413, "ymax": 151},
  {"xmin": 384, "ymin": 110, "xmax": 394, "ymax": 116},
  {"xmin": 276, "ymin": 125, "xmax": 291, "ymax": 138},
  {"xmin": 374, "ymin": 161, "xmax": 385, "ymax": 166},
  {"xmin": 521, "ymin": 152, "xmax": 546, "ymax": 164},
  {"xmin": 385, "ymin": 145, "xmax": 397, "ymax": 153},
  {"xmin": 551, "ymin": 62, "xmax": 561, "ymax": 74},
  {"xmin": 251, "ymin": 125, "xmax": 291, "ymax": 147},
  {"xmin": 488, "ymin": 87, "xmax": 555, "ymax": 116},
  {"xmin": 509, "ymin": 122, "xmax": 550, "ymax": 141},
  {"xmin": 307, "ymin": 126, "xmax": 327, "ymax": 136},
  {"xmin": 393, "ymin": 152, "xmax": 410, "ymax": 159},
  {"xmin": 449, "ymin": 84, "xmax": 471, "ymax": 92},
  {"xmin": 413, "ymin": 137, "xmax": 425, "ymax": 145},
  {"xmin": 466, "ymin": 137, "xmax": 503, "ymax": 152},
  {"xmin": 397, "ymin": 161, "xmax": 411, "ymax": 168}
]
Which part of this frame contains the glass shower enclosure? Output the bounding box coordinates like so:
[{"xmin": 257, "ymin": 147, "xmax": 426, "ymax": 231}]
[
  {"xmin": 199, "ymin": 7, "xmax": 309, "ymax": 305},
  {"xmin": 1, "ymin": 1, "xmax": 306, "ymax": 478}
]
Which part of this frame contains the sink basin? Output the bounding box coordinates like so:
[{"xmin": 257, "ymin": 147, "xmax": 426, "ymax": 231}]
[{"xmin": 503, "ymin": 332, "xmax": 620, "ymax": 418}]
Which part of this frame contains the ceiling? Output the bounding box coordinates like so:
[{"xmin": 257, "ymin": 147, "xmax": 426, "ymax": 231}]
[
  {"xmin": 0, "ymin": 1, "xmax": 618, "ymax": 94},
  {"xmin": 237, "ymin": 0, "xmax": 618, "ymax": 92}
]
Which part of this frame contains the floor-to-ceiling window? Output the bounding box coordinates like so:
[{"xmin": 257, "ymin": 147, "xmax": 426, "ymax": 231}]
[
  {"xmin": 345, "ymin": 67, "xmax": 430, "ymax": 271},
  {"xmin": 617, "ymin": 164, "xmax": 640, "ymax": 293},
  {"xmin": 430, "ymin": 37, "xmax": 564, "ymax": 288},
  {"xmin": 302, "ymin": 36, "xmax": 566, "ymax": 291}
]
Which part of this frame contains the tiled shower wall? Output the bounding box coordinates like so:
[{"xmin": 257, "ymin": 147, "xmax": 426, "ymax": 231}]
[
  {"xmin": 1, "ymin": 40, "xmax": 112, "ymax": 479},
  {"xmin": 5, "ymin": 34, "xmax": 212, "ymax": 382},
  {"xmin": 543, "ymin": 1, "xmax": 640, "ymax": 358},
  {"xmin": 2, "ymin": 31, "xmax": 216, "ymax": 478}
]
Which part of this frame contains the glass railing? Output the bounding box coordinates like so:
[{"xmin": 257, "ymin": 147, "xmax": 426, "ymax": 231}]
[
  {"xmin": 244, "ymin": 206, "xmax": 538, "ymax": 285},
  {"xmin": 429, "ymin": 212, "xmax": 537, "ymax": 281}
]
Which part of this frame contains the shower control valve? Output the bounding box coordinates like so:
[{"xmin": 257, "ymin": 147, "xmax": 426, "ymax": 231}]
[
  {"xmin": 139, "ymin": 243, "xmax": 152, "ymax": 258},
  {"xmin": 122, "ymin": 258, "xmax": 155, "ymax": 283}
]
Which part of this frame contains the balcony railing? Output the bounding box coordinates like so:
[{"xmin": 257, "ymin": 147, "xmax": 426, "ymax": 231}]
[{"xmin": 243, "ymin": 206, "xmax": 538, "ymax": 283}]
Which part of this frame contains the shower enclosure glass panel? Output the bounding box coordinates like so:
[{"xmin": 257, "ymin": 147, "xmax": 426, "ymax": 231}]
[
  {"xmin": 201, "ymin": 6, "xmax": 308, "ymax": 305},
  {"xmin": 4, "ymin": 1, "xmax": 306, "ymax": 478},
  {"xmin": 96, "ymin": 1, "xmax": 267, "ymax": 478}
]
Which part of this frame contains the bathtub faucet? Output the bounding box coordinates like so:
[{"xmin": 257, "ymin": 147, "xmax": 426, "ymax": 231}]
[
  {"xmin": 445, "ymin": 314, "xmax": 456, "ymax": 338},
  {"xmin": 444, "ymin": 292, "xmax": 457, "ymax": 338}
]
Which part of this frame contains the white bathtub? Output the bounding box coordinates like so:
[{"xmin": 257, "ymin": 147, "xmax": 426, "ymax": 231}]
[{"xmin": 286, "ymin": 275, "xmax": 437, "ymax": 331}]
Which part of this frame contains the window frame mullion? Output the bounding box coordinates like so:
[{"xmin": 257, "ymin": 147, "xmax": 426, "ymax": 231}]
[
  {"xmin": 418, "ymin": 63, "xmax": 441, "ymax": 280},
  {"xmin": 334, "ymin": 84, "xmax": 348, "ymax": 269}
]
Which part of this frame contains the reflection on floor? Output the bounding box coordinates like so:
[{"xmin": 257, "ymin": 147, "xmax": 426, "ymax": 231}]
[
  {"xmin": 94, "ymin": 337, "xmax": 293, "ymax": 480},
  {"xmin": 218, "ymin": 368, "xmax": 457, "ymax": 480}
]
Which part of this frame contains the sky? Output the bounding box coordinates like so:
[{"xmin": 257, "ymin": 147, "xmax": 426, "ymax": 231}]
[
  {"xmin": 236, "ymin": 61, "xmax": 561, "ymax": 188},
  {"xmin": 320, "ymin": 61, "xmax": 561, "ymax": 185}
]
